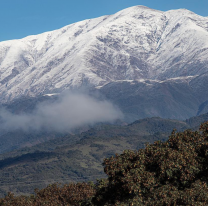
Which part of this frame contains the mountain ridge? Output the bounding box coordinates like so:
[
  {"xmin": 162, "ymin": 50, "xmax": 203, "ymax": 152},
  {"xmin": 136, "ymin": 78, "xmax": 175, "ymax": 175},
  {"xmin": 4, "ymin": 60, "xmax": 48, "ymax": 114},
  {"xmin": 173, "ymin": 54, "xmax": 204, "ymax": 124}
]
[{"xmin": 1, "ymin": 6, "xmax": 208, "ymax": 103}]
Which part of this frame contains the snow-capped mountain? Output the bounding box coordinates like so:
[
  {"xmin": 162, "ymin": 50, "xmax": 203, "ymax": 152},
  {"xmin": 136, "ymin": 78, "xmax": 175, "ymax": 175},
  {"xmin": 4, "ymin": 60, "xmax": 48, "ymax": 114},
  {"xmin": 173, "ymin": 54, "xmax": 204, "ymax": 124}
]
[{"xmin": 1, "ymin": 5, "xmax": 208, "ymax": 103}]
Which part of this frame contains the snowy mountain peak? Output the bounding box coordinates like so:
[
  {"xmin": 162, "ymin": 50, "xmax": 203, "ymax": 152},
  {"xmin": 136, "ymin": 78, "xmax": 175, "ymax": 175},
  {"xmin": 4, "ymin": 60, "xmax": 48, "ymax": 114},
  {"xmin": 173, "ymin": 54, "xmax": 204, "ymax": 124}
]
[{"xmin": 0, "ymin": 6, "xmax": 208, "ymax": 102}]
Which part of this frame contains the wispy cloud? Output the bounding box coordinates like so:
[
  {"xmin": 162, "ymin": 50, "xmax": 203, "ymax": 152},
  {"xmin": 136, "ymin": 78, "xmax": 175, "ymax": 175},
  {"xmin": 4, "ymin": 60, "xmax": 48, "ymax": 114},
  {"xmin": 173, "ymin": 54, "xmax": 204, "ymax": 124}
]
[{"xmin": 0, "ymin": 92, "xmax": 123, "ymax": 132}]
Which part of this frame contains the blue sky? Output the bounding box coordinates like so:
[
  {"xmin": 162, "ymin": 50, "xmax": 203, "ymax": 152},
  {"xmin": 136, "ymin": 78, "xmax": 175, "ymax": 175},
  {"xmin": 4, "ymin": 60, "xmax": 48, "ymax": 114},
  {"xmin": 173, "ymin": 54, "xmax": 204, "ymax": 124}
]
[{"xmin": 0, "ymin": 0, "xmax": 208, "ymax": 42}]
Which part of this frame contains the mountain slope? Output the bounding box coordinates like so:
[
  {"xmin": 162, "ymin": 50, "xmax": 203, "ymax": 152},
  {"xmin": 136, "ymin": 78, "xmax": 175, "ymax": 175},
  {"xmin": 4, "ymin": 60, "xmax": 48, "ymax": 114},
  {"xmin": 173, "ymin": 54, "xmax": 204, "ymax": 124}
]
[
  {"xmin": 0, "ymin": 6, "xmax": 208, "ymax": 103},
  {"xmin": 97, "ymin": 78, "xmax": 199, "ymax": 121}
]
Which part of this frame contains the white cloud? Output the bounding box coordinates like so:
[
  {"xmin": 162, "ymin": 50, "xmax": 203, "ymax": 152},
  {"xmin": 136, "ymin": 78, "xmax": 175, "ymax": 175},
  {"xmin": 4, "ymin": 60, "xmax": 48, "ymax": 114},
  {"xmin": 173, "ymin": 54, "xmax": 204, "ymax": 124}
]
[{"xmin": 0, "ymin": 92, "xmax": 123, "ymax": 132}]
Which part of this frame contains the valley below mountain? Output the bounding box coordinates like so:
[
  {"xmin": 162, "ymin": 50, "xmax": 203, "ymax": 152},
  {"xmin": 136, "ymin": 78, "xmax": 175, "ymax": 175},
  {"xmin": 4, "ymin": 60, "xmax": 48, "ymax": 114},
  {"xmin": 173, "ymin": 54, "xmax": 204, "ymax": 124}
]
[{"xmin": 0, "ymin": 113, "xmax": 208, "ymax": 197}]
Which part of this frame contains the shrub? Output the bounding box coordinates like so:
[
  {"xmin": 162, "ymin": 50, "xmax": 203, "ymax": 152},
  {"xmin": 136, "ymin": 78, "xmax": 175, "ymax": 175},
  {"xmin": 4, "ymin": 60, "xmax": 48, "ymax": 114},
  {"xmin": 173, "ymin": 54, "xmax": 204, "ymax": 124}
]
[{"xmin": 0, "ymin": 182, "xmax": 95, "ymax": 206}]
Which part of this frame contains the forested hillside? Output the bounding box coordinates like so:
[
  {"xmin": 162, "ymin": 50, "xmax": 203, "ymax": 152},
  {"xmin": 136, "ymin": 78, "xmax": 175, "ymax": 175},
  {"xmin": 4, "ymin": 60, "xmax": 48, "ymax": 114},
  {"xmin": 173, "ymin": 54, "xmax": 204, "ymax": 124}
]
[
  {"xmin": 0, "ymin": 114, "xmax": 208, "ymax": 197},
  {"xmin": 1, "ymin": 121, "xmax": 208, "ymax": 205}
]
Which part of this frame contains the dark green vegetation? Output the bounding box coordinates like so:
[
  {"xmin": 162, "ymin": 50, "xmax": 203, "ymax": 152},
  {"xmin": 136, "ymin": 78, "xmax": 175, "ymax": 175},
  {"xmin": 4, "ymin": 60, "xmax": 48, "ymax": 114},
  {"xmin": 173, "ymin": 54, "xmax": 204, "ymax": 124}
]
[{"xmin": 1, "ymin": 121, "xmax": 208, "ymax": 205}]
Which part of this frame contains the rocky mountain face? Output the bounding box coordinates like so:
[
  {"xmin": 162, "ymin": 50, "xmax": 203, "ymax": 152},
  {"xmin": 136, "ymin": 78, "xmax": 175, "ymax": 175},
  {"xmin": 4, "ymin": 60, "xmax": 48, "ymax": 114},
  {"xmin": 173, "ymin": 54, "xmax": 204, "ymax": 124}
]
[{"xmin": 0, "ymin": 5, "xmax": 208, "ymax": 120}]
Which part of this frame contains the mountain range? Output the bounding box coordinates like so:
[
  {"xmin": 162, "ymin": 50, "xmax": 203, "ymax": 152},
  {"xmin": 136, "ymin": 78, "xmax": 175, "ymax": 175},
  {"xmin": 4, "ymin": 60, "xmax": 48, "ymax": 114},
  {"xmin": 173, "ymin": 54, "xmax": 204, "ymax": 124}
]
[
  {"xmin": 1, "ymin": 6, "xmax": 208, "ymax": 121},
  {"xmin": 1, "ymin": 5, "xmax": 208, "ymax": 198}
]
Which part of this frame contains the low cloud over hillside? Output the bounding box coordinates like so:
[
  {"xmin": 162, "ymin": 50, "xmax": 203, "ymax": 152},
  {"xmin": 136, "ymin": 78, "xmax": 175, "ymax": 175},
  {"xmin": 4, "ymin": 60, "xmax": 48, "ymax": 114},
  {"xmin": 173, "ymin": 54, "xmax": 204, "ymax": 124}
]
[{"xmin": 0, "ymin": 92, "xmax": 123, "ymax": 132}]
